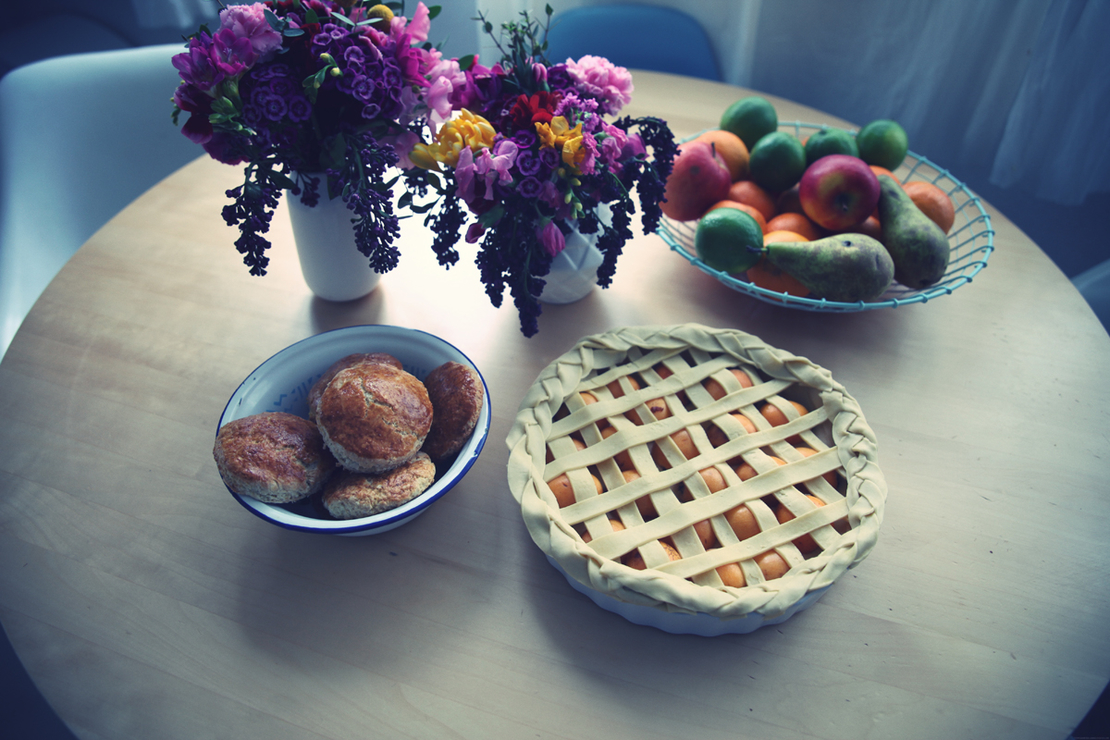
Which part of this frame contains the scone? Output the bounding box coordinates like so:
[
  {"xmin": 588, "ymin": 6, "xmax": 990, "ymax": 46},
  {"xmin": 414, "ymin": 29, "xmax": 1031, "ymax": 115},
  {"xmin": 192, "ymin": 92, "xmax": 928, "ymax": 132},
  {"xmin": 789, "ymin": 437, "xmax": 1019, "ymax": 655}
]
[
  {"xmin": 307, "ymin": 352, "xmax": 403, "ymax": 421},
  {"xmin": 316, "ymin": 362, "xmax": 433, "ymax": 473},
  {"xmin": 214, "ymin": 412, "xmax": 336, "ymax": 503},
  {"xmin": 421, "ymin": 361, "xmax": 485, "ymax": 462},
  {"xmin": 321, "ymin": 452, "xmax": 436, "ymax": 519}
]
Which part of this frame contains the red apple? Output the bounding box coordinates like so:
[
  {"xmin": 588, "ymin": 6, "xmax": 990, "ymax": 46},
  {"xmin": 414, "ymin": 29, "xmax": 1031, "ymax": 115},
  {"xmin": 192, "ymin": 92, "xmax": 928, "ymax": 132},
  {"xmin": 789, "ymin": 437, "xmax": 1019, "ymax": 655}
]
[
  {"xmin": 798, "ymin": 154, "xmax": 880, "ymax": 231},
  {"xmin": 660, "ymin": 141, "xmax": 732, "ymax": 222}
]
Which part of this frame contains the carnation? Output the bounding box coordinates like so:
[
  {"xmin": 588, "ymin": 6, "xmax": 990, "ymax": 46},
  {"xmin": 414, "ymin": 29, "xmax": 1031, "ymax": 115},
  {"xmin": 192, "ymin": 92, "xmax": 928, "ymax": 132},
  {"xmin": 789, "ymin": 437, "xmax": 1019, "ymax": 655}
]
[{"xmin": 565, "ymin": 55, "xmax": 634, "ymax": 116}]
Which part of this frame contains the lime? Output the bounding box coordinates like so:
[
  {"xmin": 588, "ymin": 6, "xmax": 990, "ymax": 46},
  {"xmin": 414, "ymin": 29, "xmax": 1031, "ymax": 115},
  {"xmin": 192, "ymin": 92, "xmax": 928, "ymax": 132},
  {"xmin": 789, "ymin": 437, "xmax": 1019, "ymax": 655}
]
[
  {"xmin": 694, "ymin": 207, "xmax": 764, "ymax": 274},
  {"xmin": 856, "ymin": 119, "xmax": 908, "ymax": 171},
  {"xmin": 803, "ymin": 127, "xmax": 859, "ymax": 166},
  {"xmin": 720, "ymin": 96, "xmax": 778, "ymax": 151},
  {"xmin": 748, "ymin": 131, "xmax": 806, "ymax": 193}
]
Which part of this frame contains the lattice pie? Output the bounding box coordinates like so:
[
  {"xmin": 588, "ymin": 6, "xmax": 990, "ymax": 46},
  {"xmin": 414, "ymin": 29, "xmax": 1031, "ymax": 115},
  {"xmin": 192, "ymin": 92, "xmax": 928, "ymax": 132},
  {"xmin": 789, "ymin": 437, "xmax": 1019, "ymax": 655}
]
[{"xmin": 507, "ymin": 324, "xmax": 886, "ymax": 622}]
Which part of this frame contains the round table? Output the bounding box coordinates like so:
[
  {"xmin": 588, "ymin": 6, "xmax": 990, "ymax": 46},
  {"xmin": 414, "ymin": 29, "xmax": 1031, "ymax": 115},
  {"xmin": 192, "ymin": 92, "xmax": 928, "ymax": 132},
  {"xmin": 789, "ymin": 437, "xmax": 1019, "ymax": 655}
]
[{"xmin": 1, "ymin": 71, "xmax": 1107, "ymax": 740}]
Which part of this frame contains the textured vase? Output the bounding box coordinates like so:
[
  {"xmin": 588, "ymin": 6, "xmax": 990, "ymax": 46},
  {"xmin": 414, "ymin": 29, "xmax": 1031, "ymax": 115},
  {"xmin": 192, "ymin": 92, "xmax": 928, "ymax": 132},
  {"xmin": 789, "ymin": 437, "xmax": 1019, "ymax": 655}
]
[
  {"xmin": 287, "ymin": 190, "xmax": 381, "ymax": 301},
  {"xmin": 538, "ymin": 224, "xmax": 604, "ymax": 304}
]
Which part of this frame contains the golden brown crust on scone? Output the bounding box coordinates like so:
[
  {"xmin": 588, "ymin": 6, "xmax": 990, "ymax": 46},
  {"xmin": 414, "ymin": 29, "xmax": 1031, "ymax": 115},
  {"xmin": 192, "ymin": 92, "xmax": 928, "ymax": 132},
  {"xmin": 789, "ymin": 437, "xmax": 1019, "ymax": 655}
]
[
  {"xmin": 307, "ymin": 352, "xmax": 402, "ymax": 421},
  {"xmin": 321, "ymin": 452, "xmax": 436, "ymax": 519},
  {"xmin": 213, "ymin": 412, "xmax": 336, "ymax": 503},
  {"xmin": 316, "ymin": 363, "xmax": 433, "ymax": 472},
  {"xmin": 421, "ymin": 361, "xmax": 485, "ymax": 462}
]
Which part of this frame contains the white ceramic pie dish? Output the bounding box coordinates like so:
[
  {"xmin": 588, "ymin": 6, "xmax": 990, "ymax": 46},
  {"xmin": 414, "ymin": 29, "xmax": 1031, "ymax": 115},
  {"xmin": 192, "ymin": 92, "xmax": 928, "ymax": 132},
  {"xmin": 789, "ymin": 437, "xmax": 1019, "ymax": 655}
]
[
  {"xmin": 217, "ymin": 324, "xmax": 490, "ymax": 535},
  {"xmin": 507, "ymin": 323, "xmax": 885, "ymax": 634}
]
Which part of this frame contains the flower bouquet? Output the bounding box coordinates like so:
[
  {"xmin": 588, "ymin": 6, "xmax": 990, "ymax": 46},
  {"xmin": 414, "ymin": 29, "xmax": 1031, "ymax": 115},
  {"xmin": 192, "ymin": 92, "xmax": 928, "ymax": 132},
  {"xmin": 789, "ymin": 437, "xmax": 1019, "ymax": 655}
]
[
  {"xmin": 402, "ymin": 8, "xmax": 677, "ymax": 337},
  {"xmin": 171, "ymin": 0, "xmax": 441, "ymax": 277}
]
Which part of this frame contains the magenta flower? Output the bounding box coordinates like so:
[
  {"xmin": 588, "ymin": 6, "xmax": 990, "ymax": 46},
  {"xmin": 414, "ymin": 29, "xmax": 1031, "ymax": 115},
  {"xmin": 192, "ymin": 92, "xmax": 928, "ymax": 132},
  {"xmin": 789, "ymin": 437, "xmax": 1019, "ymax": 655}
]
[
  {"xmin": 565, "ymin": 55, "xmax": 634, "ymax": 116},
  {"xmin": 219, "ymin": 4, "xmax": 283, "ymax": 60},
  {"xmin": 210, "ymin": 28, "xmax": 258, "ymax": 78},
  {"xmin": 171, "ymin": 33, "xmax": 224, "ymax": 91},
  {"xmin": 538, "ymin": 220, "xmax": 565, "ymax": 257}
]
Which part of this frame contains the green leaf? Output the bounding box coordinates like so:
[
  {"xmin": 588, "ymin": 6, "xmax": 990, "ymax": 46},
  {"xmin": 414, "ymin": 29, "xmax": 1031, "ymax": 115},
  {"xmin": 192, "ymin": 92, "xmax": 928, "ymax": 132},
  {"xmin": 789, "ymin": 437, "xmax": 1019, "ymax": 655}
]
[
  {"xmin": 409, "ymin": 201, "xmax": 437, "ymax": 214},
  {"xmin": 304, "ymin": 6, "xmax": 320, "ymax": 25},
  {"xmin": 263, "ymin": 8, "xmax": 286, "ymax": 33},
  {"xmin": 427, "ymin": 5, "xmax": 442, "ymax": 20},
  {"xmin": 457, "ymin": 54, "xmax": 476, "ymax": 71},
  {"xmin": 272, "ymin": 171, "xmax": 297, "ymax": 191},
  {"xmin": 330, "ymin": 12, "xmax": 355, "ymax": 28},
  {"xmin": 478, "ymin": 204, "xmax": 505, "ymax": 227}
]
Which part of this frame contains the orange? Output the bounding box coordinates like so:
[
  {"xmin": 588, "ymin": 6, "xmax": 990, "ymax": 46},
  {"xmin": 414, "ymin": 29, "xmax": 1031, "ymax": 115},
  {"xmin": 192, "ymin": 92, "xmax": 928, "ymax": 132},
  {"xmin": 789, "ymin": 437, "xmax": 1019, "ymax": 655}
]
[
  {"xmin": 775, "ymin": 493, "xmax": 826, "ymax": 554},
  {"xmin": 855, "ymin": 215, "xmax": 883, "ymax": 242},
  {"xmin": 747, "ymin": 230, "xmax": 811, "ymax": 296},
  {"xmin": 694, "ymin": 129, "xmax": 750, "ymax": 181},
  {"xmin": 726, "ymin": 180, "xmax": 776, "ymax": 222},
  {"xmin": 708, "ymin": 200, "xmax": 768, "ymax": 233},
  {"xmin": 624, "ymin": 539, "xmax": 681, "ymax": 570},
  {"xmin": 766, "ymin": 212, "xmax": 822, "ymax": 241},
  {"xmin": 607, "ymin": 375, "xmax": 640, "ymax": 398},
  {"xmin": 903, "ymin": 180, "xmax": 956, "ymax": 234},
  {"xmin": 868, "ymin": 165, "xmax": 900, "ymax": 187},
  {"xmin": 601, "ymin": 426, "xmax": 634, "ymax": 470},
  {"xmin": 652, "ymin": 428, "xmax": 698, "ymax": 469},
  {"xmin": 581, "ymin": 516, "xmax": 625, "ymax": 543}
]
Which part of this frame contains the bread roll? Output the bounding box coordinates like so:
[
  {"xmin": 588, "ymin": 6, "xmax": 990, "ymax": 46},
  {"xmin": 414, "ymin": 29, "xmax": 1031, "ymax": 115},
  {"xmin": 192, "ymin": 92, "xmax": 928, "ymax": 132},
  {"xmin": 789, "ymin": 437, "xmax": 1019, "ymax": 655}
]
[
  {"xmin": 213, "ymin": 412, "xmax": 336, "ymax": 503},
  {"xmin": 421, "ymin": 361, "xmax": 485, "ymax": 462},
  {"xmin": 307, "ymin": 352, "xmax": 402, "ymax": 421},
  {"xmin": 321, "ymin": 452, "xmax": 436, "ymax": 519},
  {"xmin": 316, "ymin": 363, "xmax": 433, "ymax": 472}
]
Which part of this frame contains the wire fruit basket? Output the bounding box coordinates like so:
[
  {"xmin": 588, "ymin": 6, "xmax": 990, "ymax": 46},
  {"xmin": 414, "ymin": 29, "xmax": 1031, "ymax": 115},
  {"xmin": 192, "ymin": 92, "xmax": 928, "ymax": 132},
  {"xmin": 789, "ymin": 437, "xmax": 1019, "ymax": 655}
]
[{"xmin": 657, "ymin": 122, "xmax": 995, "ymax": 313}]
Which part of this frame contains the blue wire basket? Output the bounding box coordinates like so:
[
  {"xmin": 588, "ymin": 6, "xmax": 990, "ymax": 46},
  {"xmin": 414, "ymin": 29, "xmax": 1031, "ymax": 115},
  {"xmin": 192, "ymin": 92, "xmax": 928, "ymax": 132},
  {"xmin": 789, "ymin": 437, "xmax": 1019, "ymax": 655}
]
[{"xmin": 657, "ymin": 122, "xmax": 995, "ymax": 312}]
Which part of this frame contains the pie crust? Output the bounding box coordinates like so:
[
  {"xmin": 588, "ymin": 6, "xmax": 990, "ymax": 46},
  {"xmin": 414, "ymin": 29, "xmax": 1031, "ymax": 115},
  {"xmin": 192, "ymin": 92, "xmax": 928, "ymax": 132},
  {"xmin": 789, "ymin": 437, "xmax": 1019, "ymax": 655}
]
[{"xmin": 506, "ymin": 324, "xmax": 886, "ymax": 620}]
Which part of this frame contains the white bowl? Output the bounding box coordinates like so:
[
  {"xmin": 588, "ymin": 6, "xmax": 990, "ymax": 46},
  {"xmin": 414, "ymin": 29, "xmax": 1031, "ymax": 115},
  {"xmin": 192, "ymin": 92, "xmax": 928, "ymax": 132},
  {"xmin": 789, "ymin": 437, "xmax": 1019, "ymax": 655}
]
[{"xmin": 217, "ymin": 325, "xmax": 491, "ymax": 535}]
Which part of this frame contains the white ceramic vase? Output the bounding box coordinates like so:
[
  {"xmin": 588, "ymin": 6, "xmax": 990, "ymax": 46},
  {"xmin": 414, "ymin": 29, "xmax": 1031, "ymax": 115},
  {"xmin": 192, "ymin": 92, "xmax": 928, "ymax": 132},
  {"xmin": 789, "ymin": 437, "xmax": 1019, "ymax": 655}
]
[
  {"xmin": 286, "ymin": 190, "xmax": 381, "ymax": 301},
  {"xmin": 538, "ymin": 224, "xmax": 604, "ymax": 305}
]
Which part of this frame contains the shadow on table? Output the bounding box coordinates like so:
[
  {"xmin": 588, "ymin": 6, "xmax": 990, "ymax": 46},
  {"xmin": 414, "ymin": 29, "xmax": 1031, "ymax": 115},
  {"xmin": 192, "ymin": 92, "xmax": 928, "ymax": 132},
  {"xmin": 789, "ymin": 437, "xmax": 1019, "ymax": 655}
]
[{"xmin": 0, "ymin": 621, "xmax": 78, "ymax": 740}]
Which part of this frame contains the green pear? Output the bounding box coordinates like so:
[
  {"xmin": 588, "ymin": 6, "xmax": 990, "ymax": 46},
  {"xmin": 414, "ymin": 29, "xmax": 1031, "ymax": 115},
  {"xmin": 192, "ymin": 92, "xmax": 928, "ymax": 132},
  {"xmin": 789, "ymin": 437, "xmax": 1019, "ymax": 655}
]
[
  {"xmin": 763, "ymin": 234, "xmax": 894, "ymax": 302},
  {"xmin": 876, "ymin": 174, "xmax": 950, "ymax": 288}
]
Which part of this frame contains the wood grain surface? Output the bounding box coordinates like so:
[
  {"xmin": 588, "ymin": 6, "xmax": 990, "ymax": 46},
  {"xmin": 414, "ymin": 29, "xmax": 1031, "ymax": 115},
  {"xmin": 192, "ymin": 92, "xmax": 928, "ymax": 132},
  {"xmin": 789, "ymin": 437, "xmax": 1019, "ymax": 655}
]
[{"xmin": 1, "ymin": 71, "xmax": 1108, "ymax": 740}]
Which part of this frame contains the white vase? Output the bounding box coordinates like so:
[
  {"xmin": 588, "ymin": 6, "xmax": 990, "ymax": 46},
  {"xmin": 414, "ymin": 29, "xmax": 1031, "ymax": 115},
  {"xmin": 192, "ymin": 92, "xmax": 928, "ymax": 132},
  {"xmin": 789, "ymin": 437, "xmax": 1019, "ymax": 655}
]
[
  {"xmin": 539, "ymin": 224, "xmax": 604, "ymax": 304},
  {"xmin": 287, "ymin": 190, "xmax": 382, "ymax": 301}
]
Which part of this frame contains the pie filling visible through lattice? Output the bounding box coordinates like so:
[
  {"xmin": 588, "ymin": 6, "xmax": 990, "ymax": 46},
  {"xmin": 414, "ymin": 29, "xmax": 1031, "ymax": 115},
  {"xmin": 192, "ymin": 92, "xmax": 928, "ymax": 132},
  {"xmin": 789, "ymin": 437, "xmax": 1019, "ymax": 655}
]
[{"xmin": 507, "ymin": 325, "xmax": 885, "ymax": 619}]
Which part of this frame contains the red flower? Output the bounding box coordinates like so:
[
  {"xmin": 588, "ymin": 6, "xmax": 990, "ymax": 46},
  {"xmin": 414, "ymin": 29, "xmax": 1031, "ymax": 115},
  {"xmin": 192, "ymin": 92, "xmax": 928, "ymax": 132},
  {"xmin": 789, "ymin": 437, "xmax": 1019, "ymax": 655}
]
[{"xmin": 505, "ymin": 91, "xmax": 562, "ymax": 132}]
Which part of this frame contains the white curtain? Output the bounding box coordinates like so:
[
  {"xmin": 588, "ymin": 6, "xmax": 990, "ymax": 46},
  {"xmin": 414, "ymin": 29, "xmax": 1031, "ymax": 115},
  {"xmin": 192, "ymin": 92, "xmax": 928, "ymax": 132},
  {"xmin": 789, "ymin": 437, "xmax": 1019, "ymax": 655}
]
[{"xmin": 470, "ymin": 0, "xmax": 1109, "ymax": 206}]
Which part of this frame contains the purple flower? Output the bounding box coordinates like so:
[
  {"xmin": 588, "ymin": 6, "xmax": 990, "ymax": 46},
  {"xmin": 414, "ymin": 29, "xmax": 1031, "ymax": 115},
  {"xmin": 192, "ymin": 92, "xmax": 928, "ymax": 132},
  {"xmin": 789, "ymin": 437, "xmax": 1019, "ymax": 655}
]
[
  {"xmin": 210, "ymin": 28, "xmax": 257, "ymax": 78},
  {"xmin": 565, "ymin": 55, "xmax": 634, "ymax": 116},
  {"xmin": 538, "ymin": 147, "xmax": 562, "ymax": 171},
  {"xmin": 172, "ymin": 33, "xmax": 225, "ymax": 91},
  {"xmin": 219, "ymin": 4, "xmax": 283, "ymax": 60},
  {"xmin": 515, "ymin": 149, "xmax": 541, "ymax": 177},
  {"xmin": 538, "ymin": 220, "xmax": 565, "ymax": 257},
  {"xmin": 288, "ymin": 96, "xmax": 312, "ymax": 122},
  {"xmin": 517, "ymin": 176, "xmax": 543, "ymax": 199}
]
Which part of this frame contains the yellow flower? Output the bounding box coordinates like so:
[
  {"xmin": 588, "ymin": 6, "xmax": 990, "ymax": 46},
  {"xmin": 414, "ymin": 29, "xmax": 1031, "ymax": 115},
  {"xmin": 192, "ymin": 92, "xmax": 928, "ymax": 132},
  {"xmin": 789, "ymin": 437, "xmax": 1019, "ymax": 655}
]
[
  {"xmin": 410, "ymin": 110, "xmax": 496, "ymax": 170},
  {"xmin": 536, "ymin": 116, "xmax": 586, "ymax": 174}
]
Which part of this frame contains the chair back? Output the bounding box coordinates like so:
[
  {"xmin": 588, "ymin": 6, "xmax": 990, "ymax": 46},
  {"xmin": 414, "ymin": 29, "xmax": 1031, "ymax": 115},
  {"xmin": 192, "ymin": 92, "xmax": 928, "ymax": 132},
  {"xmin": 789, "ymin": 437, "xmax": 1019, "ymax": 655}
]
[
  {"xmin": 545, "ymin": 4, "xmax": 721, "ymax": 81},
  {"xmin": 0, "ymin": 44, "xmax": 200, "ymax": 359}
]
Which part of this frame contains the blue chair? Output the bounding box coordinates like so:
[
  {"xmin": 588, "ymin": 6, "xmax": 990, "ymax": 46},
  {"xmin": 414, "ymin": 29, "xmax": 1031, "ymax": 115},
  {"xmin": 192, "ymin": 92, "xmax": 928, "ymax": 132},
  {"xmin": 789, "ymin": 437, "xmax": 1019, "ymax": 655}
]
[
  {"xmin": 545, "ymin": 4, "xmax": 721, "ymax": 81},
  {"xmin": 0, "ymin": 44, "xmax": 202, "ymax": 360},
  {"xmin": 1073, "ymin": 258, "xmax": 1110, "ymax": 335}
]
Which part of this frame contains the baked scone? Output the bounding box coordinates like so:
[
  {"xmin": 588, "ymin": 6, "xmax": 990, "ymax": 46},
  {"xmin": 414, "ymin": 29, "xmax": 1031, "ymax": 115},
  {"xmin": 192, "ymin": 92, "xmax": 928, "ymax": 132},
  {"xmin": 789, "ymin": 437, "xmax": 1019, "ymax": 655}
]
[
  {"xmin": 506, "ymin": 324, "xmax": 886, "ymax": 622},
  {"xmin": 316, "ymin": 362, "xmax": 433, "ymax": 473},
  {"xmin": 421, "ymin": 361, "xmax": 485, "ymax": 462},
  {"xmin": 307, "ymin": 352, "xmax": 403, "ymax": 421},
  {"xmin": 214, "ymin": 412, "xmax": 336, "ymax": 503},
  {"xmin": 321, "ymin": 452, "xmax": 436, "ymax": 519}
]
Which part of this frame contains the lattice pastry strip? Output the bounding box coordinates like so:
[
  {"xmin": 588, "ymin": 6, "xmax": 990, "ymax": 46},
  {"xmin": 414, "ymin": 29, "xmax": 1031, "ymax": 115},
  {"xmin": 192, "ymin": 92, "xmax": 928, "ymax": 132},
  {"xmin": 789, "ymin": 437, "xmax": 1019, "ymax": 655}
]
[{"xmin": 507, "ymin": 324, "xmax": 885, "ymax": 618}]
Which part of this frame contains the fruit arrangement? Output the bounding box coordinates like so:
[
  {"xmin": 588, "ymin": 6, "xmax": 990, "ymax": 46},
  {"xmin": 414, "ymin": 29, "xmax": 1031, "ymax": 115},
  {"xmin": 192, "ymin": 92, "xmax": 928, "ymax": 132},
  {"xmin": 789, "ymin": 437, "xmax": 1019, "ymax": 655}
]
[{"xmin": 660, "ymin": 96, "xmax": 973, "ymax": 304}]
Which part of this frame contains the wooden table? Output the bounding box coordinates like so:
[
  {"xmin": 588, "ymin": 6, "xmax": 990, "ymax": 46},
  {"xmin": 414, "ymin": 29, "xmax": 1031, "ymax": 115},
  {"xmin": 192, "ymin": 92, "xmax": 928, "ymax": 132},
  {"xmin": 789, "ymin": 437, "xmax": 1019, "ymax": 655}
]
[{"xmin": 2, "ymin": 71, "xmax": 1108, "ymax": 740}]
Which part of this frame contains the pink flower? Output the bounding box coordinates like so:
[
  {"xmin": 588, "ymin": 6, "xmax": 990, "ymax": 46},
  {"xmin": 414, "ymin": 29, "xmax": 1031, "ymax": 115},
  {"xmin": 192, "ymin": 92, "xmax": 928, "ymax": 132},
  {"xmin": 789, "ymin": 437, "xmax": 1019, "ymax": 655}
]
[
  {"xmin": 404, "ymin": 2, "xmax": 432, "ymax": 43},
  {"xmin": 565, "ymin": 55, "xmax": 634, "ymax": 116},
  {"xmin": 209, "ymin": 28, "xmax": 257, "ymax": 78},
  {"xmin": 219, "ymin": 4, "xmax": 283, "ymax": 61},
  {"xmin": 538, "ymin": 220, "xmax": 565, "ymax": 257}
]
